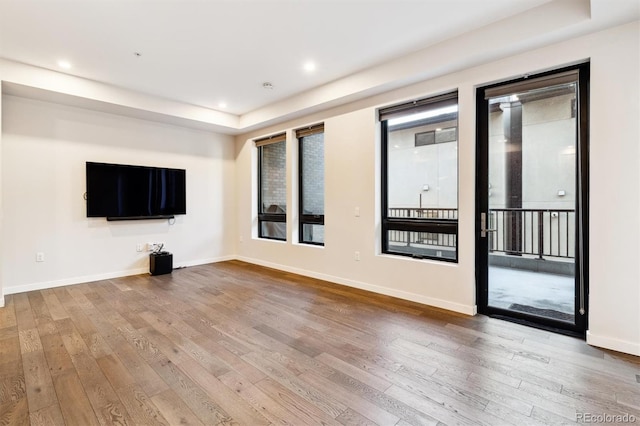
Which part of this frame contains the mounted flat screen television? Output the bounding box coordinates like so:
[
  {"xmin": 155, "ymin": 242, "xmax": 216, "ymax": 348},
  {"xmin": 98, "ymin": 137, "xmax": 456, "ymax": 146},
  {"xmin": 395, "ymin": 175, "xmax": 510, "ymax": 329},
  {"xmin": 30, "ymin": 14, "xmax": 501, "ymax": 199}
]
[{"xmin": 86, "ymin": 162, "xmax": 186, "ymax": 221}]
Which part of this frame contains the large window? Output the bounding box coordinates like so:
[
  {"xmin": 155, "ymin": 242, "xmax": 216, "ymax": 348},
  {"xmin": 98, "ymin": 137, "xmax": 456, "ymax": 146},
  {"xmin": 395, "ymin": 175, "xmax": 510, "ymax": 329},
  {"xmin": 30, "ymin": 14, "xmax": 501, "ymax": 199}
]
[
  {"xmin": 297, "ymin": 124, "xmax": 325, "ymax": 245},
  {"xmin": 257, "ymin": 133, "xmax": 286, "ymax": 240},
  {"xmin": 380, "ymin": 92, "xmax": 459, "ymax": 262}
]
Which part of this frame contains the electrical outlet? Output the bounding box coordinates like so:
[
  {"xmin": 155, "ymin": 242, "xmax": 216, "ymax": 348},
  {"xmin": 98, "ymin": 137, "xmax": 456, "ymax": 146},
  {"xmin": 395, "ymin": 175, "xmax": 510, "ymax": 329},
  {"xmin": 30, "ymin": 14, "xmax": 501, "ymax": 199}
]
[
  {"xmin": 136, "ymin": 243, "xmax": 143, "ymax": 252},
  {"xmin": 147, "ymin": 242, "xmax": 155, "ymax": 252},
  {"xmin": 240, "ymin": 235, "xmax": 244, "ymax": 243},
  {"xmin": 36, "ymin": 252, "xmax": 45, "ymax": 262},
  {"xmin": 354, "ymin": 251, "xmax": 360, "ymax": 261}
]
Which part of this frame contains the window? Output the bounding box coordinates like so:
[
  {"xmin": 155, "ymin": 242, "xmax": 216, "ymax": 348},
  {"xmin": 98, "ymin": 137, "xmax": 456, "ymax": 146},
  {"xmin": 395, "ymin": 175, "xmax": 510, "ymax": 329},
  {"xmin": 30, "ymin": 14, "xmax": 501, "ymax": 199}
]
[
  {"xmin": 380, "ymin": 92, "xmax": 459, "ymax": 261},
  {"xmin": 256, "ymin": 133, "xmax": 287, "ymax": 240},
  {"xmin": 297, "ymin": 124, "xmax": 325, "ymax": 245}
]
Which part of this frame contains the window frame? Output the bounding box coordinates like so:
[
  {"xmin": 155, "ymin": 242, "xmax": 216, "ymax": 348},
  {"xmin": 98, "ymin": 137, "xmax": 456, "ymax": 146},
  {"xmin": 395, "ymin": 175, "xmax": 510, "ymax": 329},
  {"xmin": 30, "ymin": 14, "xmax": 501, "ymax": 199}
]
[
  {"xmin": 380, "ymin": 92, "xmax": 459, "ymax": 262},
  {"xmin": 256, "ymin": 134, "xmax": 287, "ymax": 241},
  {"xmin": 297, "ymin": 124, "xmax": 325, "ymax": 246}
]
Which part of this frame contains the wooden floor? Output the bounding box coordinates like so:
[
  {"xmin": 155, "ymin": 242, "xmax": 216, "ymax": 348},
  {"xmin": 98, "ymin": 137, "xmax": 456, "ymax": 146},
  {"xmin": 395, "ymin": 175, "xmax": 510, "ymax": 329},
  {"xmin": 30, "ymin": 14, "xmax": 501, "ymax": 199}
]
[{"xmin": 0, "ymin": 261, "xmax": 638, "ymax": 425}]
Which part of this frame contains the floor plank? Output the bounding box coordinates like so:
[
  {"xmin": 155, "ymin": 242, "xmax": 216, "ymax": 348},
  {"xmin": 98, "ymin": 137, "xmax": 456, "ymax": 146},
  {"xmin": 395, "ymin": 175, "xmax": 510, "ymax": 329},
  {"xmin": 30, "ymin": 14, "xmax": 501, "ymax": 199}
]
[
  {"xmin": 53, "ymin": 371, "xmax": 100, "ymax": 426},
  {"xmin": 150, "ymin": 389, "xmax": 204, "ymax": 426},
  {"xmin": 114, "ymin": 385, "xmax": 169, "ymax": 426},
  {"xmin": 21, "ymin": 349, "xmax": 57, "ymax": 414},
  {"xmin": 29, "ymin": 404, "xmax": 66, "ymax": 426},
  {"xmin": 218, "ymin": 369, "xmax": 312, "ymax": 426}
]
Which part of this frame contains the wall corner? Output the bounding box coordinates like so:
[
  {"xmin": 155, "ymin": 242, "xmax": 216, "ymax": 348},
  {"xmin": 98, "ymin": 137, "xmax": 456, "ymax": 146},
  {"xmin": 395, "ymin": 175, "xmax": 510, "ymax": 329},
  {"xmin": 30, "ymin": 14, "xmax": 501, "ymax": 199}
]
[{"xmin": 0, "ymin": 81, "xmax": 4, "ymax": 305}]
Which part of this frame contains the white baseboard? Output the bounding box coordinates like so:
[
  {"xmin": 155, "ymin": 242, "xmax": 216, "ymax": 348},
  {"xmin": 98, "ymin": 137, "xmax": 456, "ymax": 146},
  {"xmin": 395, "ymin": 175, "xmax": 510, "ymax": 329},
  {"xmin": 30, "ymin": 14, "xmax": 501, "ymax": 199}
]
[
  {"xmin": 236, "ymin": 256, "xmax": 476, "ymax": 316},
  {"xmin": 2, "ymin": 254, "xmax": 476, "ymax": 317},
  {"xmin": 6, "ymin": 254, "xmax": 639, "ymax": 357},
  {"xmin": 3, "ymin": 255, "xmax": 236, "ymax": 296},
  {"xmin": 176, "ymin": 255, "xmax": 236, "ymax": 268},
  {"xmin": 0, "ymin": 294, "xmax": 4, "ymax": 308},
  {"xmin": 586, "ymin": 331, "xmax": 640, "ymax": 356},
  {"xmin": 4, "ymin": 267, "xmax": 149, "ymax": 295}
]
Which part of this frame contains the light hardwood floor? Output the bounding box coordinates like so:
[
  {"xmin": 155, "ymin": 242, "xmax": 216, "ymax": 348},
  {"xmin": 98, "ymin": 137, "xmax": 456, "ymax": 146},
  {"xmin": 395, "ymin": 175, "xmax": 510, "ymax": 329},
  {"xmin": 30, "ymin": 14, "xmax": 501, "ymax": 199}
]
[{"xmin": 0, "ymin": 260, "xmax": 638, "ymax": 425}]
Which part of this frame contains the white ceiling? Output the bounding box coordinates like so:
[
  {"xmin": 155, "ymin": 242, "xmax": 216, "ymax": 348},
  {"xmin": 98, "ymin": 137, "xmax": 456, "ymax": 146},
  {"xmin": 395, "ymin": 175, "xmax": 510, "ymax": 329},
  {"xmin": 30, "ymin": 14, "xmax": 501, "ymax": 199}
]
[
  {"xmin": 0, "ymin": 0, "xmax": 556, "ymax": 115},
  {"xmin": 1, "ymin": 0, "xmax": 638, "ymax": 133}
]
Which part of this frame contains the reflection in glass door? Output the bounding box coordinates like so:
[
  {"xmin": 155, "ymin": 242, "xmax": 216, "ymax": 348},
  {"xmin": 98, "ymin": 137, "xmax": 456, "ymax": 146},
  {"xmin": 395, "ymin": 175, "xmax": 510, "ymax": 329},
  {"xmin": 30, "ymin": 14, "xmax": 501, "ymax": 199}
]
[{"xmin": 476, "ymin": 64, "xmax": 589, "ymax": 335}]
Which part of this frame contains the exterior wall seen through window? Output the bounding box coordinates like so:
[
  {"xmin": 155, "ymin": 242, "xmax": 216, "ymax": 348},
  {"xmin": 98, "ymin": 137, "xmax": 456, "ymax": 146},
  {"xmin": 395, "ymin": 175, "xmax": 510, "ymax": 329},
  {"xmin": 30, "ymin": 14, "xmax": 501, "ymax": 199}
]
[
  {"xmin": 257, "ymin": 137, "xmax": 286, "ymax": 240},
  {"xmin": 298, "ymin": 126, "xmax": 325, "ymax": 245}
]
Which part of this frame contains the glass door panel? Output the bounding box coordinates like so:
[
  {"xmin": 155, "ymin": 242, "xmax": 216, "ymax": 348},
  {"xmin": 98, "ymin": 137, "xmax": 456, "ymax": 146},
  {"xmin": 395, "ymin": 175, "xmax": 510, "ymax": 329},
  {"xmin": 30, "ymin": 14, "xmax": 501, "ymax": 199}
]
[{"xmin": 477, "ymin": 64, "xmax": 588, "ymax": 334}]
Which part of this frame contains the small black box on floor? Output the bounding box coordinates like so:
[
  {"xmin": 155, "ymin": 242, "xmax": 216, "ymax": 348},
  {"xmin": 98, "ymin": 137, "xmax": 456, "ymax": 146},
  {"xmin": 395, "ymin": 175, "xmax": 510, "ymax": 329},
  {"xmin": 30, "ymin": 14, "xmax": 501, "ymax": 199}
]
[{"xmin": 150, "ymin": 252, "xmax": 172, "ymax": 276}]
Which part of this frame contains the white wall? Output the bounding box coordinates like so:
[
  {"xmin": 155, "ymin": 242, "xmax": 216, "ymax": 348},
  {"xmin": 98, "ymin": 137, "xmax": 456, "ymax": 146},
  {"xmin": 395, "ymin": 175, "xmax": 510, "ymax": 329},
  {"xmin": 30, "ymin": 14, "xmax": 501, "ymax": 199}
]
[
  {"xmin": 587, "ymin": 21, "xmax": 640, "ymax": 355},
  {"xmin": 0, "ymin": 85, "xmax": 4, "ymax": 306},
  {"xmin": 235, "ymin": 21, "xmax": 640, "ymax": 355},
  {"xmin": 1, "ymin": 95, "xmax": 236, "ymax": 294}
]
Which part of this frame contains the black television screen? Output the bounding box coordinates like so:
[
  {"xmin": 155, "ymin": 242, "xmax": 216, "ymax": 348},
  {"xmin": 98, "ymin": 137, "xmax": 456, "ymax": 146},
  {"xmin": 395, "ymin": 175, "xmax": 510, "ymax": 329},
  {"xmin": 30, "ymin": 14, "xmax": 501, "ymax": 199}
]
[{"xmin": 86, "ymin": 162, "xmax": 186, "ymax": 220}]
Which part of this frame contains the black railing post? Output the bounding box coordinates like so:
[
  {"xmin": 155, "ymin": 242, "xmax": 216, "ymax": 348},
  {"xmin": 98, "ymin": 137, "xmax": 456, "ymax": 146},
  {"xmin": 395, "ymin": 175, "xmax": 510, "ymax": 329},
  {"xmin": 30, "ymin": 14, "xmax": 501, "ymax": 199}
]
[{"xmin": 538, "ymin": 210, "xmax": 544, "ymax": 260}]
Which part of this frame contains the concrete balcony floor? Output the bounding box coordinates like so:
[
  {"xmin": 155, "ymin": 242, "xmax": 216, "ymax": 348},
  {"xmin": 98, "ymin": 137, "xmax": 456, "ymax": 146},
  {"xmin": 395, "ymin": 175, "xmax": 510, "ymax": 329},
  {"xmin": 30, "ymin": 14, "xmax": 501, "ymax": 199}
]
[{"xmin": 488, "ymin": 265, "xmax": 575, "ymax": 321}]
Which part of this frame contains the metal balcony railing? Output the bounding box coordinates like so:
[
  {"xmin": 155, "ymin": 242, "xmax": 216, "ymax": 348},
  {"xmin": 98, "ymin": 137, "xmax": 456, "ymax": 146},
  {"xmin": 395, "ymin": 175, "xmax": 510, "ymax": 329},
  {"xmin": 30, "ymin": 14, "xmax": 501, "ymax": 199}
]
[
  {"xmin": 388, "ymin": 207, "xmax": 458, "ymax": 220},
  {"xmin": 387, "ymin": 208, "xmax": 457, "ymax": 248},
  {"xmin": 488, "ymin": 208, "xmax": 575, "ymax": 259},
  {"xmin": 387, "ymin": 207, "xmax": 575, "ymax": 259}
]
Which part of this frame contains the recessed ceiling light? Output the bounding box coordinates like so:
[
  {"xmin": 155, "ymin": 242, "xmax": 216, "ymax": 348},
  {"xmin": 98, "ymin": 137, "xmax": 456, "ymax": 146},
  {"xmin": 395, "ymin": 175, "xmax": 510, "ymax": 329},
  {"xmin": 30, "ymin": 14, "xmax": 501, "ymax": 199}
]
[
  {"xmin": 303, "ymin": 61, "xmax": 316, "ymax": 72},
  {"xmin": 218, "ymin": 102, "xmax": 227, "ymax": 109},
  {"xmin": 57, "ymin": 60, "xmax": 72, "ymax": 69}
]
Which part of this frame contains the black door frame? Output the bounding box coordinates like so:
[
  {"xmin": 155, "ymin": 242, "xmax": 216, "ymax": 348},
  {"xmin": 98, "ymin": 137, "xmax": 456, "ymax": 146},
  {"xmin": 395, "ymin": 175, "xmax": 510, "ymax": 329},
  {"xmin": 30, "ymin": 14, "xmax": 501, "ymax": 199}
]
[{"xmin": 475, "ymin": 62, "xmax": 590, "ymax": 337}]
